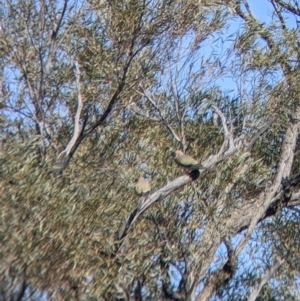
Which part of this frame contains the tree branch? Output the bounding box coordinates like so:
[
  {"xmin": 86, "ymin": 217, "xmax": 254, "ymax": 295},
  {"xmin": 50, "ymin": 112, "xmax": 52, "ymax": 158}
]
[
  {"xmin": 212, "ymin": 105, "xmax": 234, "ymax": 150},
  {"xmin": 61, "ymin": 62, "xmax": 84, "ymax": 157},
  {"xmin": 117, "ymin": 170, "xmax": 200, "ymax": 245},
  {"xmin": 235, "ymin": 107, "xmax": 300, "ymax": 255},
  {"xmin": 247, "ymin": 257, "xmax": 283, "ymax": 301},
  {"xmin": 138, "ymin": 88, "xmax": 182, "ymax": 143},
  {"xmin": 246, "ymin": 115, "xmax": 278, "ymax": 150},
  {"xmin": 273, "ymin": 0, "xmax": 300, "ymax": 16}
]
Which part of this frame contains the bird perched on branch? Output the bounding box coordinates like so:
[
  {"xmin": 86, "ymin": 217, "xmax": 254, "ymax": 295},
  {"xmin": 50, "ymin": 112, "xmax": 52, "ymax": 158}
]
[
  {"xmin": 172, "ymin": 150, "xmax": 209, "ymax": 171},
  {"xmin": 135, "ymin": 176, "xmax": 151, "ymax": 195},
  {"xmin": 135, "ymin": 176, "xmax": 151, "ymax": 211}
]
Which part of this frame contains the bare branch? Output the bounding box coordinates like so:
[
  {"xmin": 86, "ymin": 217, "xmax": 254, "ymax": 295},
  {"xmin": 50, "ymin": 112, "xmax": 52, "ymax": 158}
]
[
  {"xmin": 212, "ymin": 105, "xmax": 234, "ymax": 149},
  {"xmin": 61, "ymin": 61, "xmax": 84, "ymax": 157},
  {"xmin": 201, "ymin": 106, "xmax": 245, "ymax": 167}
]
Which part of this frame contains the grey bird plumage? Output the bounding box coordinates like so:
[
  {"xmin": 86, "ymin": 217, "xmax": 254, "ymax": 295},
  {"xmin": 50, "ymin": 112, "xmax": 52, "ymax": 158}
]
[
  {"xmin": 135, "ymin": 176, "xmax": 151, "ymax": 195},
  {"xmin": 172, "ymin": 150, "xmax": 209, "ymax": 171}
]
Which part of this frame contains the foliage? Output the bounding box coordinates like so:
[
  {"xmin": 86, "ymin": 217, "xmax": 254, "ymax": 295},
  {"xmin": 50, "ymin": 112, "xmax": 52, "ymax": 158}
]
[{"xmin": 1, "ymin": 0, "xmax": 300, "ymax": 300}]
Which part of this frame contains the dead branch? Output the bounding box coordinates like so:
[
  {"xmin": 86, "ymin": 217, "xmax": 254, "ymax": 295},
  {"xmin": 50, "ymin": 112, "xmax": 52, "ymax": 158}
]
[{"xmin": 61, "ymin": 62, "xmax": 84, "ymax": 157}]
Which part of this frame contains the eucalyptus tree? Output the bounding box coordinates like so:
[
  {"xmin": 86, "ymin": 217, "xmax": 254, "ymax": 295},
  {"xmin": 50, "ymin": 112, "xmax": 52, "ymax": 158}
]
[{"xmin": 1, "ymin": 0, "xmax": 300, "ymax": 300}]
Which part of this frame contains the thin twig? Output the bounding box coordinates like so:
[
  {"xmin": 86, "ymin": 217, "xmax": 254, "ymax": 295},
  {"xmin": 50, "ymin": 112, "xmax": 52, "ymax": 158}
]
[{"xmin": 137, "ymin": 88, "xmax": 182, "ymax": 143}]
